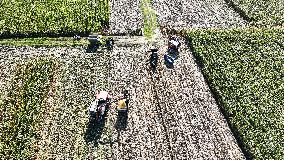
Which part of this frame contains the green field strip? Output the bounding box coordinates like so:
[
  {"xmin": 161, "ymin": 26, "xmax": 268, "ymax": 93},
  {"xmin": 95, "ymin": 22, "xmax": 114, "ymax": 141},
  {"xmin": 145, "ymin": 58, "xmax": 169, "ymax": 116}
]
[
  {"xmin": 0, "ymin": 37, "xmax": 89, "ymax": 47},
  {"xmin": 230, "ymin": 0, "xmax": 284, "ymax": 26},
  {"xmin": 140, "ymin": 0, "xmax": 158, "ymax": 39},
  {"xmin": 187, "ymin": 28, "xmax": 284, "ymax": 159},
  {"xmin": 0, "ymin": 0, "xmax": 109, "ymax": 37}
]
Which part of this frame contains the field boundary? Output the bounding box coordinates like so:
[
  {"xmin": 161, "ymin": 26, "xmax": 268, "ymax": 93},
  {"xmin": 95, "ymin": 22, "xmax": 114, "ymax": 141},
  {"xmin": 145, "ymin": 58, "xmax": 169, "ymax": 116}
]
[
  {"xmin": 185, "ymin": 36, "xmax": 253, "ymax": 160},
  {"xmin": 223, "ymin": 0, "xmax": 254, "ymax": 23}
]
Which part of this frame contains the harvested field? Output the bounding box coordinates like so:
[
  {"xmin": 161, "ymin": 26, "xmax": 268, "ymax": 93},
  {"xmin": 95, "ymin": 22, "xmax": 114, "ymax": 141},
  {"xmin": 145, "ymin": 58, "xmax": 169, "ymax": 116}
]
[
  {"xmin": 109, "ymin": 0, "xmax": 143, "ymax": 34},
  {"xmin": 87, "ymin": 36, "xmax": 244, "ymax": 159},
  {"xmin": 152, "ymin": 37, "xmax": 245, "ymax": 159},
  {"xmin": 0, "ymin": 35, "xmax": 245, "ymax": 159},
  {"xmin": 152, "ymin": 0, "xmax": 247, "ymax": 29}
]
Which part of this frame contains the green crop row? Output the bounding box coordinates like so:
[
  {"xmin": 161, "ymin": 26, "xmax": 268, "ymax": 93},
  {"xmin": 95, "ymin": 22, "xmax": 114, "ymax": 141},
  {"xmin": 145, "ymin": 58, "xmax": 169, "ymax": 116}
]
[
  {"xmin": 187, "ymin": 28, "xmax": 284, "ymax": 159},
  {"xmin": 231, "ymin": 0, "xmax": 284, "ymax": 26},
  {"xmin": 140, "ymin": 0, "xmax": 158, "ymax": 39},
  {"xmin": 0, "ymin": 0, "xmax": 109, "ymax": 37},
  {"xmin": 0, "ymin": 37, "xmax": 89, "ymax": 47},
  {"xmin": 0, "ymin": 59, "xmax": 55, "ymax": 159}
]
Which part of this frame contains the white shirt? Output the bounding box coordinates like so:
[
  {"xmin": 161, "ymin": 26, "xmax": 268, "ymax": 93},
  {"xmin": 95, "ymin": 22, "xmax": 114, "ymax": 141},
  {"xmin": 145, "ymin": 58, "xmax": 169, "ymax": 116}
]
[
  {"xmin": 169, "ymin": 40, "xmax": 180, "ymax": 48},
  {"xmin": 89, "ymin": 100, "xmax": 98, "ymax": 112},
  {"xmin": 96, "ymin": 91, "xmax": 109, "ymax": 100}
]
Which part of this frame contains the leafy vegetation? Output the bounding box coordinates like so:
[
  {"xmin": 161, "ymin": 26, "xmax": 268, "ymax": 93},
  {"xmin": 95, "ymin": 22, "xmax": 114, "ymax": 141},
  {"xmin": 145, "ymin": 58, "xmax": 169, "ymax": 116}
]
[
  {"xmin": 0, "ymin": 0, "xmax": 109, "ymax": 37},
  {"xmin": 187, "ymin": 28, "xmax": 284, "ymax": 159},
  {"xmin": 0, "ymin": 59, "xmax": 56, "ymax": 159},
  {"xmin": 140, "ymin": 0, "xmax": 158, "ymax": 39},
  {"xmin": 0, "ymin": 37, "xmax": 89, "ymax": 47},
  {"xmin": 232, "ymin": 0, "xmax": 284, "ymax": 26}
]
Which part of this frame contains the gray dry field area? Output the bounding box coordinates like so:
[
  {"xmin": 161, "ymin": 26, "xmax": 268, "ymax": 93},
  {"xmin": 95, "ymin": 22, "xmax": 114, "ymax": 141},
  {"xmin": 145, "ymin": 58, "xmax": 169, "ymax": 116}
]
[
  {"xmin": 152, "ymin": 0, "xmax": 247, "ymax": 29},
  {"xmin": 106, "ymin": 36, "xmax": 245, "ymax": 159},
  {"xmin": 109, "ymin": 0, "xmax": 143, "ymax": 34},
  {"xmin": 0, "ymin": 36, "xmax": 245, "ymax": 159},
  {"xmin": 109, "ymin": 0, "xmax": 247, "ymax": 34}
]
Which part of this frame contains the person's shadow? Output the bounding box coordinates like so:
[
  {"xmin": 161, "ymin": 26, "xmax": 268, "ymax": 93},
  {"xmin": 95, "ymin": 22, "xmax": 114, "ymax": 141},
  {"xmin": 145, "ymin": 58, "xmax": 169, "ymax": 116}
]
[
  {"xmin": 86, "ymin": 43, "xmax": 100, "ymax": 53},
  {"xmin": 114, "ymin": 109, "xmax": 129, "ymax": 147},
  {"xmin": 114, "ymin": 98, "xmax": 129, "ymax": 144},
  {"xmin": 115, "ymin": 110, "xmax": 128, "ymax": 131},
  {"xmin": 84, "ymin": 109, "xmax": 108, "ymax": 148}
]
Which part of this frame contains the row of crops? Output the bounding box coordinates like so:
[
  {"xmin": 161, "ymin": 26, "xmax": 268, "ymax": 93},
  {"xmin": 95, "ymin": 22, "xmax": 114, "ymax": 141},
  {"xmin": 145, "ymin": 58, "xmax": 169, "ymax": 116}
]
[
  {"xmin": 0, "ymin": 37, "xmax": 89, "ymax": 47},
  {"xmin": 0, "ymin": 58, "xmax": 56, "ymax": 159},
  {"xmin": 230, "ymin": 0, "xmax": 284, "ymax": 26},
  {"xmin": 0, "ymin": 0, "xmax": 109, "ymax": 37},
  {"xmin": 0, "ymin": 48, "xmax": 106, "ymax": 159},
  {"xmin": 187, "ymin": 28, "xmax": 284, "ymax": 159}
]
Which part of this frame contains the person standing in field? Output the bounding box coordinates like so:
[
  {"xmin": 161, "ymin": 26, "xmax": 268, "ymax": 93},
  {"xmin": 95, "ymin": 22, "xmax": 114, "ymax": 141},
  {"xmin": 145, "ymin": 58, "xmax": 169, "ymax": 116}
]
[
  {"xmin": 149, "ymin": 48, "xmax": 158, "ymax": 73},
  {"xmin": 117, "ymin": 90, "xmax": 129, "ymax": 112}
]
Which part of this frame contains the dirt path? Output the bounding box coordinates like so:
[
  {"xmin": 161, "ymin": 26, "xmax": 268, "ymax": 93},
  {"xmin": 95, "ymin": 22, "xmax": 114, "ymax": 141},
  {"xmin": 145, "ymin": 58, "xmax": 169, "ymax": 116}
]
[{"xmin": 108, "ymin": 41, "xmax": 171, "ymax": 159}]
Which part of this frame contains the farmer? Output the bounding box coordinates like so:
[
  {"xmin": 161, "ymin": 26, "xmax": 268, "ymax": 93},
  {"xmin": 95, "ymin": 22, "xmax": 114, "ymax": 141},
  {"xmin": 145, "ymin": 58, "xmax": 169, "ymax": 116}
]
[
  {"xmin": 164, "ymin": 54, "xmax": 175, "ymax": 66},
  {"xmin": 164, "ymin": 36, "xmax": 181, "ymax": 67},
  {"xmin": 105, "ymin": 37, "xmax": 114, "ymax": 50},
  {"xmin": 87, "ymin": 35, "xmax": 102, "ymax": 52},
  {"xmin": 149, "ymin": 48, "xmax": 158, "ymax": 72},
  {"xmin": 168, "ymin": 36, "xmax": 181, "ymax": 51},
  {"xmin": 89, "ymin": 91, "xmax": 112, "ymax": 121},
  {"xmin": 117, "ymin": 90, "xmax": 129, "ymax": 112}
]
